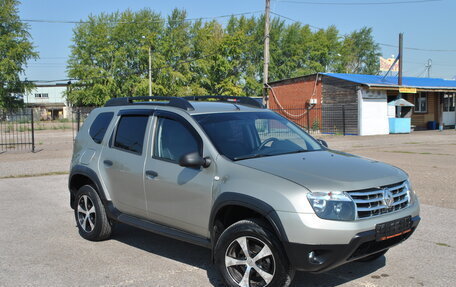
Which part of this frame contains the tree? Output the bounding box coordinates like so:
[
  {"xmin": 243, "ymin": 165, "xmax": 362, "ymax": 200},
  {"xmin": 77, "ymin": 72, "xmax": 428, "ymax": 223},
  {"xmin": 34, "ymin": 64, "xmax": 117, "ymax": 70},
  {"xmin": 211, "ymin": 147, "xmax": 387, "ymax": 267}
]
[
  {"xmin": 0, "ymin": 0, "xmax": 38, "ymax": 110},
  {"xmin": 336, "ymin": 27, "xmax": 381, "ymax": 74},
  {"xmin": 67, "ymin": 9, "xmax": 382, "ymax": 105}
]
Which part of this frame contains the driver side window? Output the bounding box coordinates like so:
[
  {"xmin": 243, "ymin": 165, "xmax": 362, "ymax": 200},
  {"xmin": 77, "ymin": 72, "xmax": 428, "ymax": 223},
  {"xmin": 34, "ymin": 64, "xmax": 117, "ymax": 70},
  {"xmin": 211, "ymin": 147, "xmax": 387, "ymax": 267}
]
[{"xmin": 153, "ymin": 117, "xmax": 201, "ymax": 163}]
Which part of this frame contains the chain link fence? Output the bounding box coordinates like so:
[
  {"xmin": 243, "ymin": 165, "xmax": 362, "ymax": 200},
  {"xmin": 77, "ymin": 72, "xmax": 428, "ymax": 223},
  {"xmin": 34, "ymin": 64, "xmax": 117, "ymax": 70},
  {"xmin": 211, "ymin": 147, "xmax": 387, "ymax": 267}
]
[{"xmin": 271, "ymin": 104, "xmax": 358, "ymax": 135}]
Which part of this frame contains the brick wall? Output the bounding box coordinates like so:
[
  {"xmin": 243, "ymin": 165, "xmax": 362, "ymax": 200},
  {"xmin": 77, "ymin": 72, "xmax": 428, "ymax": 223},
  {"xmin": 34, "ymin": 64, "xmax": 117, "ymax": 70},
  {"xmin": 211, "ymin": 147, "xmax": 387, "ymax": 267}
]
[{"xmin": 268, "ymin": 74, "xmax": 322, "ymax": 109}]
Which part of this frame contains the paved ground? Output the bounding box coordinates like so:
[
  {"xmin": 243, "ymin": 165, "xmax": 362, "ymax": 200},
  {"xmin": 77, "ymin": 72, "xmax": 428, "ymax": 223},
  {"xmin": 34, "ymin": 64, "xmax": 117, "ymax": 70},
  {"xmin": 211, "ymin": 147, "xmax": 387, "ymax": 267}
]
[
  {"xmin": 0, "ymin": 130, "xmax": 73, "ymax": 178},
  {"xmin": 0, "ymin": 129, "xmax": 455, "ymax": 286},
  {"xmin": 0, "ymin": 175, "xmax": 455, "ymax": 287}
]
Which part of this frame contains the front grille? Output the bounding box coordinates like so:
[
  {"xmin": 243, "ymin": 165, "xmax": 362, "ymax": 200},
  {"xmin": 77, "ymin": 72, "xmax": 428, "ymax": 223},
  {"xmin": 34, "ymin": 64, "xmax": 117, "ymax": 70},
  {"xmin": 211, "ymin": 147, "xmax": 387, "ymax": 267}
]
[{"xmin": 347, "ymin": 181, "xmax": 410, "ymax": 219}]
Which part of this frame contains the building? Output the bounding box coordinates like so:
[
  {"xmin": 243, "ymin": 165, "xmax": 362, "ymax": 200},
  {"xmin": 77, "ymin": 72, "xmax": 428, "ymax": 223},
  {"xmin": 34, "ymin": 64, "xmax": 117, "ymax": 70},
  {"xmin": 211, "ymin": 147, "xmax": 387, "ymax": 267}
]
[
  {"xmin": 23, "ymin": 83, "xmax": 71, "ymax": 120},
  {"xmin": 268, "ymin": 73, "xmax": 456, "ymax": 135}
]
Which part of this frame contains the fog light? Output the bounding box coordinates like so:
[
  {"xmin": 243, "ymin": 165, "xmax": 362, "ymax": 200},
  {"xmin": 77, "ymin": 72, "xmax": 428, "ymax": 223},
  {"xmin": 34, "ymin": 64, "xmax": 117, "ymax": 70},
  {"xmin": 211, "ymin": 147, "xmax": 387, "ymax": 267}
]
[{"xmin": 308, "ymin": 251, "xmax": 325, "ymax": 265}]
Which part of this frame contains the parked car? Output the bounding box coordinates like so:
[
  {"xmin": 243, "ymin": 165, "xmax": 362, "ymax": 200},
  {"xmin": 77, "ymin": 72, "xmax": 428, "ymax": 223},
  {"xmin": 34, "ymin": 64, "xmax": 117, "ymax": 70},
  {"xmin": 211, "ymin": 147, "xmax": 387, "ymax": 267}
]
[{"xmin": 69, "ymin": 96, "xmax": 420, "ymax": 287}]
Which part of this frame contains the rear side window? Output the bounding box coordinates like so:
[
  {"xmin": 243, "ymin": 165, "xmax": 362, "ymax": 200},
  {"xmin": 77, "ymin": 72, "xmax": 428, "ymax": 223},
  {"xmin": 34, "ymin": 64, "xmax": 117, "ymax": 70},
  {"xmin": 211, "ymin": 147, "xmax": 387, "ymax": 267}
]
[
  {"xmin": 89, "ymin": 112, "xmax": 114, "ymax": 144},
  {"xmin": 113, "ymin": 115, "xmax": 149, "ymax": 155}
]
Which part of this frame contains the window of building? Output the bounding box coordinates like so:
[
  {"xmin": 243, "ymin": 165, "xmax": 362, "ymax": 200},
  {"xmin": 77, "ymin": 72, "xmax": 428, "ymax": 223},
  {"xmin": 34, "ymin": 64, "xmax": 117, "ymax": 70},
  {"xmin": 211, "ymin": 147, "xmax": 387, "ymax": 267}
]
[
  {"xmin": 443, "ymin": 93, "xmax": 455, "ymax": 112},
  {"xmin": 89, "ymin": 112, "xmax": 114, "ymax": 144},
  {"xmin": 414, "ymin": 93, "xmax": 427, "ymax": 113},
  {"xmin": 35, "ymin": 93, "xmax": 49, "ymax": 98},
  {"xmin": 113, "ymin": 115, "xmax": 149, "ymax": 155},
  {"xmin": 154, "ymin": 117, "xmax": 201, "ymax": 163}
]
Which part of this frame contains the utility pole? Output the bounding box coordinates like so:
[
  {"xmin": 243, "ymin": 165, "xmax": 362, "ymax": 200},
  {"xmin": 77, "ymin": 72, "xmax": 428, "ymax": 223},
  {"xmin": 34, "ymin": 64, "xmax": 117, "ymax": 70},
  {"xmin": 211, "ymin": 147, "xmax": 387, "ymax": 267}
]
[
  {"xmin": 398, "ymin": 33, "xmax": 403, "ymax": 86},
  {"xmin": 148, "ymin": 46, "xmax": 152, "ymax": 97},
  {"xmin": 263, "ymin": 0, "xmax": 270, "ymax": 107},
  {"xmin": 426, "ymin": 59, "xmax": 432, "ymax": 78}
]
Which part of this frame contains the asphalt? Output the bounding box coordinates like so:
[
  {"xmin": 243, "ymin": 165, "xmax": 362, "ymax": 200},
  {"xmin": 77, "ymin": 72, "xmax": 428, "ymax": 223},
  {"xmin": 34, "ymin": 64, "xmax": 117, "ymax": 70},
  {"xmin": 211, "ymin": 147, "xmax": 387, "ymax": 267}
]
[{"xmin": 0, "ymin": 175, "xmax": 455, "ymax": 287}]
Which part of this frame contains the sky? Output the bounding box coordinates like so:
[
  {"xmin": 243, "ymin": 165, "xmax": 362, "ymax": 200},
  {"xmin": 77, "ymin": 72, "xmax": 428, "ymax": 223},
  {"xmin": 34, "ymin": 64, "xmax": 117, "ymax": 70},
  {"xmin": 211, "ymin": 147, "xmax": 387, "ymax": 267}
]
[{"xmin": 18, "ymin": 0, "xmax": 456, "ymax": 82}]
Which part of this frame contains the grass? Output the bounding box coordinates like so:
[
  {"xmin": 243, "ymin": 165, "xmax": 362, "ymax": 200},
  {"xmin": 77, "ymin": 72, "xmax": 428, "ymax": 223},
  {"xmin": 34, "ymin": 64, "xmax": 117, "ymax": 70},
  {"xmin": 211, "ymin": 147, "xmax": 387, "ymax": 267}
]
[
  {"xmin": 436, "ymin": 242, "xmax": 451, "ymax": 248},
  {"xmin": 0, "ymin": 171, "xmax": 69, "ymax": 179}
]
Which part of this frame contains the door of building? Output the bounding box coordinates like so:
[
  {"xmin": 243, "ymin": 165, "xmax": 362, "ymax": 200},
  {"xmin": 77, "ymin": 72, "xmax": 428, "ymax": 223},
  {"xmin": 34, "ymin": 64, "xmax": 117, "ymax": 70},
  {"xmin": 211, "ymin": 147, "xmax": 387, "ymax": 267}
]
[{"xmin": 443, "ymin": 93, "xmax": 456, "ymax": 126}]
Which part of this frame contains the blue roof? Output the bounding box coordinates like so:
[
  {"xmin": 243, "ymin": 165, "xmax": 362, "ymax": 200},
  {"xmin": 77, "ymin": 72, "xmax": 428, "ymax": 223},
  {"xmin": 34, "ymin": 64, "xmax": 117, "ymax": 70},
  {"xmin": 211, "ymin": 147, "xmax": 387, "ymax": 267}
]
[{"xmin": 323, "ymin": 73, "xmax": 456, "ymax": 90}]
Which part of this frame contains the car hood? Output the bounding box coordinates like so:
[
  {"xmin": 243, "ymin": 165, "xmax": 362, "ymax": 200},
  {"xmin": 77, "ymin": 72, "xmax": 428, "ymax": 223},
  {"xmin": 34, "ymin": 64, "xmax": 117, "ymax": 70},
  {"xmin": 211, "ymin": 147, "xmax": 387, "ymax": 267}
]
[{"xmin": 235, "ymin": 150, "xmax": 407, "ymax": 192}]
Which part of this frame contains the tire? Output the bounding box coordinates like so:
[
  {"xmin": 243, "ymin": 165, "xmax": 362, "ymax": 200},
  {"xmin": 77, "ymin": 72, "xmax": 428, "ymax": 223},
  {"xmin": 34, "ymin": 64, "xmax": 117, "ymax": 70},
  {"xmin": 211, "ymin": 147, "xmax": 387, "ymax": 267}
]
[
  {"xmin": 356, "ymin": 249, "xmax": 388, "ymax": 262},
  {"xmin": 214, "ymin": 218, "xmax": 294, "ymax": 287},
  {"xmin": 74, "ymin": 185, "xmax": 111, "ymax": 241}
]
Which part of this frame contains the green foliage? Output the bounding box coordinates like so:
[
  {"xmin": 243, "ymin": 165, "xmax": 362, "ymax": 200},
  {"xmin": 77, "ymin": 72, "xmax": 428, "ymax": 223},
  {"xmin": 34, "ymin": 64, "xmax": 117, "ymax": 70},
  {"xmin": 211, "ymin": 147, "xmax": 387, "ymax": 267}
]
[
  {"xmin": 336, "ymin": 27, "xmax": 381, "ymax": 74},
  {"xmin": 67, "ymin": 9, "xmax": 381, "ymax": 106},
  {"xmin": 0, "ymin": 0, "xmax": 38, "ymax": 110}
]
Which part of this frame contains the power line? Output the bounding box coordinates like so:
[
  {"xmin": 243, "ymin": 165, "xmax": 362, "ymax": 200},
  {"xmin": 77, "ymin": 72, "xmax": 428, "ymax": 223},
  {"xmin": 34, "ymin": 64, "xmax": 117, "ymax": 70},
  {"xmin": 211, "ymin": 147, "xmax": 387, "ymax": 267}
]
[
  {"xmin": 21, "ymin": 36, "xmax": 264, "ymax": 84},
  {"xmin": 379, "ymin": 43, "xmax": 456, "ymax": 52},
  {"xmin": 20, "ymin": 10, "xmax": 263, "ymax": 25},
  {"xmin": 278, "ymin": 0, "xmax": 441, "ymax": 5},
  {"xmin": 271, "ymin": 13, "xmax": 456, "ymax": 54},
  {"xmin": 270, "ymin": 12, "xmax": 323, "ymax": 30}
]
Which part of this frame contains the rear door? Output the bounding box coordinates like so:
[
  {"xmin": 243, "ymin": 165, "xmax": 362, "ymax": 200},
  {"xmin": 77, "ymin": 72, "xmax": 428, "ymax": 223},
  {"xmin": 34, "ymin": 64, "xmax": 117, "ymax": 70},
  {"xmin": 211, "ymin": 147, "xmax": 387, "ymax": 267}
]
[
  {"xmin": 144, "ymin": 111, "xmax": 215, "ymax": 237},
  {"xmin": 98, "ymin": 110, "xmax": 153, "ymax": 218}
]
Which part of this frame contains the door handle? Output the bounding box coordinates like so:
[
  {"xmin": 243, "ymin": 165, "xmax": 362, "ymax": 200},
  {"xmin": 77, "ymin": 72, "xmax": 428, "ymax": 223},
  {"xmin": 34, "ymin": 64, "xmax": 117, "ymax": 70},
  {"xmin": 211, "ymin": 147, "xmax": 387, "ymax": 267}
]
[
  {"xmin": 103, "ymin": 160, "xmax": 113, "ymax": 167},
  {"xmin": 145, "ymin": 170, "xmax": 158, "ymax": 179}
]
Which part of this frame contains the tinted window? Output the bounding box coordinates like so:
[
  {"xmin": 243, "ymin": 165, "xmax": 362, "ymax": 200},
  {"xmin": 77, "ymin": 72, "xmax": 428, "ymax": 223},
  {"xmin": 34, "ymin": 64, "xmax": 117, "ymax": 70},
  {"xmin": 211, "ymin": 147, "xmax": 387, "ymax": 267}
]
[
  {"xmin": 89, "ymin": 112, "xmax": 114, "ymax": 144},
  {"xmin": 114, "ymin": 116, "xmax": 149, "ymax": 154},
  {"xmin": 154, "ymin": 117, "xmax": 200, "ymax": 162}
]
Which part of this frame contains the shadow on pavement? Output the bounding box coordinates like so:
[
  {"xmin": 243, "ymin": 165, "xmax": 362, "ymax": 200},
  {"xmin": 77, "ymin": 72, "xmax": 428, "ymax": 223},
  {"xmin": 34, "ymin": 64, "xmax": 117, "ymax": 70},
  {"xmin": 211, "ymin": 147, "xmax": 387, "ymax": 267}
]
[{"xmin": 111, "ymin": 223, "xmax": 385, "ymax": 287}]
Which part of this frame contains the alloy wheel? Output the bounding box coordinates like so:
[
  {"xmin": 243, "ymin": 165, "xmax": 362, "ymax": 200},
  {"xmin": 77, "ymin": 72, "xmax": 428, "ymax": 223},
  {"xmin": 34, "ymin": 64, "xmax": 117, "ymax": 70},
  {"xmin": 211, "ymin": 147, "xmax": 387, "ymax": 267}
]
[
  {"xmin": 225, "ymin": 236, "xmax": 275, "ymax": 287},
  {"xmin": 77, "ymin": 195, "xmax": 96, "ymax": 233}
]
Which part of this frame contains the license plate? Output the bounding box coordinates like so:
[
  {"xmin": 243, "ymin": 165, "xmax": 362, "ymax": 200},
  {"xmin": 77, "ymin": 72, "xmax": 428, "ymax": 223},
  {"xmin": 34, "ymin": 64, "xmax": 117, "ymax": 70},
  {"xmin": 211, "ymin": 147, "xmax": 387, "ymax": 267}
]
[{"xmin": 375, "ymin": 216, "xmax": 412, "ymax": 241}]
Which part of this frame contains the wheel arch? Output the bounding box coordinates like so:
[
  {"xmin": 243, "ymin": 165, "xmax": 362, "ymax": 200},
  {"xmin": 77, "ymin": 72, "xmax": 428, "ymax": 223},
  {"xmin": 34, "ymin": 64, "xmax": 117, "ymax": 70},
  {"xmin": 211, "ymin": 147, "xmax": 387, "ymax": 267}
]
[
  {"xmin": 69, "ymin": 165, "xmax": 108, "ymax": 209},
  {"xmin": 209, "ymin": 192, "xmax": 289, "ymax": 244}
]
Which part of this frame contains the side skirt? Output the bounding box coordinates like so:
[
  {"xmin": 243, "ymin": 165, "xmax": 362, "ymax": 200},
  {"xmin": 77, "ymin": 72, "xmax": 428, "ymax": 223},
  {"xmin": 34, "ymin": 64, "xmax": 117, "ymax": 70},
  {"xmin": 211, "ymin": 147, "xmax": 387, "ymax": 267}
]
[{"xmin": 106, "ymin": 203, "xmax": 211, "ymax": 249}]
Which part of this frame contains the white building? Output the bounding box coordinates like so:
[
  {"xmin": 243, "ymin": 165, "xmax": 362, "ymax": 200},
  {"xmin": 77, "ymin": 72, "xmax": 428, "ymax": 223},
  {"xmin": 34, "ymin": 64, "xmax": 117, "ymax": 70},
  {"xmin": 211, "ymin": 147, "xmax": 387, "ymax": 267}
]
[{"xmin": 23, "ymin": 83, "xmax": 71, "ymax": 120}]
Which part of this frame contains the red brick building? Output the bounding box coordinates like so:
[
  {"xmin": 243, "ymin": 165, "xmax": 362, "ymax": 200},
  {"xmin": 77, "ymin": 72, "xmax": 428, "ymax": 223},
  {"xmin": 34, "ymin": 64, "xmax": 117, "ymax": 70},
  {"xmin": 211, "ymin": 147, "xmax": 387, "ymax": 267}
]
[{"xmin": 268, "ymin": 73, "xmax": 456, "ymax": 135}]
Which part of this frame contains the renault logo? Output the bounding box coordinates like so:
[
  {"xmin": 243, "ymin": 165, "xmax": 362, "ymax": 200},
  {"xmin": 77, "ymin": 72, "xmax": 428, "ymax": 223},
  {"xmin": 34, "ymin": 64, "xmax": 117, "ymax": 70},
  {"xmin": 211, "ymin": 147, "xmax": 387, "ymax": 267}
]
[{"xmin": 383, "ymin": 189, "xmax": 394, "ymax": 208}]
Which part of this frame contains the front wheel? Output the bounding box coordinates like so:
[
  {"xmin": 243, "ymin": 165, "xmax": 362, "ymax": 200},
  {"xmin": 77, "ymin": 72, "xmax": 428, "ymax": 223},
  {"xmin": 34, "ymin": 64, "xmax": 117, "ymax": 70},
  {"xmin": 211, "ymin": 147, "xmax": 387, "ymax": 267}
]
[{"xmin": 215, "ymin": 218, "xmax": 294, "ymax": 287}]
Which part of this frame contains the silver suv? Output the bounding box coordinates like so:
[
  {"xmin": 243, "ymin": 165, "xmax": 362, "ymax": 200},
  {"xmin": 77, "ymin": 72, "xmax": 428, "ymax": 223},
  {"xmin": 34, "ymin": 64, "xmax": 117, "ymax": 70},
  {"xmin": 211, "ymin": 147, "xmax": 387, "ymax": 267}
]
[{"xmin": 69, "ymin": 96, "xmax": 420, "ymax": 287}]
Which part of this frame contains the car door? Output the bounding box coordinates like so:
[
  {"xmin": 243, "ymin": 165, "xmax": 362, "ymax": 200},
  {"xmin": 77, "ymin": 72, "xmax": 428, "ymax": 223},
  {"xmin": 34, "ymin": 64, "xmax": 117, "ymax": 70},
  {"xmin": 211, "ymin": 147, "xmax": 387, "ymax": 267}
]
[
  {"xmin": 144, "ymin": 111, "xmax": 215, "ymax": 237},
  {"xmin": 98, "ymin": 110, "xmax": 153, "ymax": 219}
]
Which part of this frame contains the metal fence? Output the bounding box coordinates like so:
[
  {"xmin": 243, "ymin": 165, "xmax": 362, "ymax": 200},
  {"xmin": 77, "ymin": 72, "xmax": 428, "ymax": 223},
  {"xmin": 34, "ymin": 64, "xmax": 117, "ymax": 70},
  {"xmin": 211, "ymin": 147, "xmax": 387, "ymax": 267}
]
[
  {"xmin": 71, "ymin": 107, "xmax": 96, "ymax": 139},
  {"xmin": 271, "ymin": 104, "xmax": 359, "ymax": 135},
  {"xmin": 0, "ymin": 109, "xmax": 35, "ymax": 152}
]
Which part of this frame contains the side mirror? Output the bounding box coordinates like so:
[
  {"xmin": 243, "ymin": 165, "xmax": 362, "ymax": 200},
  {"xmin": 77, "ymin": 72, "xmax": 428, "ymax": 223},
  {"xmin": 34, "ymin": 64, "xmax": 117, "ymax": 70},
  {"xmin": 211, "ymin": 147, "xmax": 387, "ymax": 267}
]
[
  {"xmin": 179, "ymin": 152, "xmax": 211, "ymax": 168},
  {"xmin": 317, "ymin": 139, "xmax": 328, "ymax": 148}
]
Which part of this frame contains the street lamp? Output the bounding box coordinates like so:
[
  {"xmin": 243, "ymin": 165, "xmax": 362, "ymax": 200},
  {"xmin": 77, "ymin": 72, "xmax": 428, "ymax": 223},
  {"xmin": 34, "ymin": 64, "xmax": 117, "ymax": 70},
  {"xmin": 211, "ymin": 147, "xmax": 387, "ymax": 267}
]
[{"xmin": 142, "ymin": 35, "xmax": 152, "ymax": 97}]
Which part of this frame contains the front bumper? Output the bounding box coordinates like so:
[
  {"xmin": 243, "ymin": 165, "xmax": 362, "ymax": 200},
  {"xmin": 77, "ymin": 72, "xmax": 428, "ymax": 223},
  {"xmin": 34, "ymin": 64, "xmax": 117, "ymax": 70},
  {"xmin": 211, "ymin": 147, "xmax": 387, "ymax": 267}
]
[{"xmin": 283, "ymin": 215, "xmax": 420, "ymax": 272}]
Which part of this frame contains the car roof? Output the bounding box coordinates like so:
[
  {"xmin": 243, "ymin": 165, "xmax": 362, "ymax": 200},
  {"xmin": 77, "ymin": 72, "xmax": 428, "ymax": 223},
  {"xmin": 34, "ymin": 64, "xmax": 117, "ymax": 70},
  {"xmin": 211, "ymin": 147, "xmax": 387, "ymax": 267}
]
[{"xmin": 102, "ymin": 96, "xmax": 267, "ymax": 115}]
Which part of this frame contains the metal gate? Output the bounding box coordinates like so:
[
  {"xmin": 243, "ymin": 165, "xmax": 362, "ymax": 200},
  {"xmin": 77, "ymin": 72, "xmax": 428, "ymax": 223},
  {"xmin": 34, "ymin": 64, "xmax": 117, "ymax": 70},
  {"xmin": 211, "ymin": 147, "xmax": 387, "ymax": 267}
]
[{"xmin": 0, "ymin": 109, "xmax": 35, "ymax": 152}]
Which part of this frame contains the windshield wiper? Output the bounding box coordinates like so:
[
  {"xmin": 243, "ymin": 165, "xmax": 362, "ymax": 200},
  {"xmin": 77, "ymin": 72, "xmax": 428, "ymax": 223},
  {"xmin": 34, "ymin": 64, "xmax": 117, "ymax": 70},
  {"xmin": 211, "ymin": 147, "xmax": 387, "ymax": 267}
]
[
  {"xmin": 283, "ymin": 149, "xmax": 309, "ymax": 154},
  {"xmin": 233, "ymin": 153, "xmax": 271, "ymax": 161}
]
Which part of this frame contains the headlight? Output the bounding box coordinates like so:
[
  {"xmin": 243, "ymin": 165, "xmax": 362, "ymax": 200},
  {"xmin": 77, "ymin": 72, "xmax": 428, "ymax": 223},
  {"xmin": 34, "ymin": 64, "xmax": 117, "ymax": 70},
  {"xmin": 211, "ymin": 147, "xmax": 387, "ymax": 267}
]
[
  {"xmin": 307, "ymin": 191, "xmax": 356, "ymax": 221},
  {"xmin": 405, "ymin": 179, "xmax": 417, "ymax": 205}
]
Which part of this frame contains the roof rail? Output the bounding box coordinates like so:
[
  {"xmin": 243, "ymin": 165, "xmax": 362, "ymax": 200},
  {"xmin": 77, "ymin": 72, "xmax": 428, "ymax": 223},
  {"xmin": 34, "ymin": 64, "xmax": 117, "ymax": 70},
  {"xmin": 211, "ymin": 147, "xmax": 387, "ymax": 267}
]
[
  {"xmin": 104, "ymin": 96, "xmax": 194, "ymax": 111},
  {"xmin": 184, "ymin": 95, "xmax": 264, "ymax": 109}
]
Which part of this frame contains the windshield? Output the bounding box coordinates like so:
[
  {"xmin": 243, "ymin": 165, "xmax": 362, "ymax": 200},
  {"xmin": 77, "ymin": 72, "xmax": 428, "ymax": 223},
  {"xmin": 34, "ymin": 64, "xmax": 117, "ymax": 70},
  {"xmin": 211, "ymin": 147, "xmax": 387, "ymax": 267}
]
[{"xmin": 194, "ymin": 111, "xmax": 323, "ymax": 161}]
